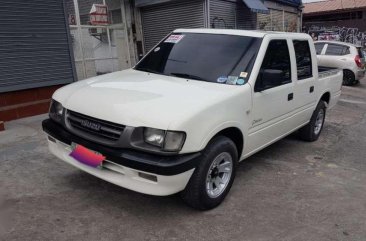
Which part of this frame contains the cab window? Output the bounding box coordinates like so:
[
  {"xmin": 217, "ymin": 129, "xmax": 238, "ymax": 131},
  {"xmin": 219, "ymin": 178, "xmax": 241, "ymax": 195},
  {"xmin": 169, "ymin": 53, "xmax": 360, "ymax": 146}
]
[
  {"xmin": 255, "ymin": 40, "xmax": 291, "ymax": 91},
  {"xmin": 293, "ymin": 40, "xmax": 313, "ymax": 80}
]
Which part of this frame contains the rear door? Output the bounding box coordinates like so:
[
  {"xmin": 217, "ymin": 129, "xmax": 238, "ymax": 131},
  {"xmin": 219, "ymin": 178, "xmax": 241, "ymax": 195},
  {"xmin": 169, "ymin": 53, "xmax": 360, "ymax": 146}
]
[
  {"xmin": 321, "ymin": 43, "xmax": 350, "ymax": 68},
  {"xmin": 292, "ymin": 39, "xmax": 317, "ymax": 124},
  {"xmin": 246, "ymin": 39, "xmax": 296, "ymax": 154}
]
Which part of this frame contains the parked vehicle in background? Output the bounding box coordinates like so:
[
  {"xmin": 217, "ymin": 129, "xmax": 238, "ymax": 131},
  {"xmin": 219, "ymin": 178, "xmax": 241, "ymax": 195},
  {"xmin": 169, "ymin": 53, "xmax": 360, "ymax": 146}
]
[
  {"xmin": 315, "ymin": 41, "xmax": 365, "ymax": 86},
  {"xmin": 43, "ymin": 29, "xmax": 343, "ymax": 210}
]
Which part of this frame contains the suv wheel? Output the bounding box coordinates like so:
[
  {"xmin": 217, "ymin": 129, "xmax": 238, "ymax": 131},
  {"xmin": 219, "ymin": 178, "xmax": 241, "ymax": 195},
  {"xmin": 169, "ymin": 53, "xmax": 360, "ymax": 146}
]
[
  {"xmin": 181, "ymin": 136, "xmax": 238, "ymax": 210},
  {"xmin": 299, "ymin": 101, "xmax": 326, "ymax": 142}
]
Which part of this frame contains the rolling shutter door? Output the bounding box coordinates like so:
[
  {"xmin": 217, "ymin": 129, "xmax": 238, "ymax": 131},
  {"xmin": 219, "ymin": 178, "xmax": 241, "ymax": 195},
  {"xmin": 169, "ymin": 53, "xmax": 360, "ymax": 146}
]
[
  {"xmin": 209, "ymin": 0, "xmax": 236, "ymax": 29},
  {"xmin": 0, "ymin": 0, "xmax": 75, "ymax": 93},
  {"xmin": 141, "ymin": 0, "xmax": 205, "ymax": 52},
  {"xmin": 209, "ymin": 0, "xmax": 256, "ymax": 30},
  {"xmin": 236, "ymin": 3, "xmax": 257, "ymax": 30}
]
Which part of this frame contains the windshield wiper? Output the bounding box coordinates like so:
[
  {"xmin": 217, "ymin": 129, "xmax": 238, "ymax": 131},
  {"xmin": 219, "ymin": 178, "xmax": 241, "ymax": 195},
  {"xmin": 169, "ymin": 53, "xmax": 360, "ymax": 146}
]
[{"xmin": 170, "ymin": 72, "xmax": 210, "ymax": 82}]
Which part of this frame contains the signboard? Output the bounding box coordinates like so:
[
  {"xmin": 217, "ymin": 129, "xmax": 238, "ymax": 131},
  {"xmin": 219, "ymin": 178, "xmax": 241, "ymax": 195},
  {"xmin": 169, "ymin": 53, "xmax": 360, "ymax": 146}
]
[{"xmin": 89, "ymin": 4, "xmax": 109, "ymax": 25}]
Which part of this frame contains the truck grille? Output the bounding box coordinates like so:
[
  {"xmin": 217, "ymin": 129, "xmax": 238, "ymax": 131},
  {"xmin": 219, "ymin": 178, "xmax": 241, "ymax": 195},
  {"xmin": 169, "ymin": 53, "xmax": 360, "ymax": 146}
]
[{"xmin": 66, "ymin": 110, "xmax": 125, "ymax": 142}]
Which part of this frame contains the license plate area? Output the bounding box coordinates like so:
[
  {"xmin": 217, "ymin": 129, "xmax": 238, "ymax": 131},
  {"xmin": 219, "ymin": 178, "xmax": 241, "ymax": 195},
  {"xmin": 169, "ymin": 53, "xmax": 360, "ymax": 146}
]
[{"xmin": 69, "ymin": 143, "xmax": 105, "ymax": 168}]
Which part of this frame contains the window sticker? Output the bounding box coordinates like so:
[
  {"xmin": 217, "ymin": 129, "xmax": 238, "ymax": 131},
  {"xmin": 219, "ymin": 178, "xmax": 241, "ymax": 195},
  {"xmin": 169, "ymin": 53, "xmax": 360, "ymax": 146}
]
[
  {"xmin": 217, "ymin": 76, "xmax": 228, "ymax": 83},
  {"xmin": 154, "ymin": 47, "xmax": 161, "ymax": 52},
  {"xmin": 226, "ymin": 76, "xmax": 238, "ymax": 85},
  {"xmin": 236, "ymin": 78, "xmax": 246, "ymax": 85},
  {"xmin": 240, "ymin": 72, "xmax": 248, "ymax": 78},
  {"xmin": 164, "ymin": 35, "xmax": 185, "ymax": 44}
]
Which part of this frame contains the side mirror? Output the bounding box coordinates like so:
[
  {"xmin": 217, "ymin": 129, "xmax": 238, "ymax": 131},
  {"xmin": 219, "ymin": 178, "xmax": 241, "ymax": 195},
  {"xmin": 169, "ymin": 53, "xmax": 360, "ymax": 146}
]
[{"xmin": 255, "ymin": 69, "xmax": 284, "ymax": 92}]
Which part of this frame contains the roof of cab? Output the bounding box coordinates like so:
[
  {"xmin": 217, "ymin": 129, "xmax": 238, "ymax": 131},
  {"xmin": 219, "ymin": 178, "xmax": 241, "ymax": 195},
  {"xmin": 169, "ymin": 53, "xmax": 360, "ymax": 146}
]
[{"xmin": 174, "ymin": 28, "xmax": 310, "ymax": 39}]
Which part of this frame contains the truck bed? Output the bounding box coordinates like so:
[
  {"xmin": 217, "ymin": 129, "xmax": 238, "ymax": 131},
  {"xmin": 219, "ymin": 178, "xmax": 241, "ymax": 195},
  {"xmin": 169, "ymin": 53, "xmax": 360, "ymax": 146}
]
[{"xmin": 318, "ymin": 66, "xmax": 340, "ymax": 79}]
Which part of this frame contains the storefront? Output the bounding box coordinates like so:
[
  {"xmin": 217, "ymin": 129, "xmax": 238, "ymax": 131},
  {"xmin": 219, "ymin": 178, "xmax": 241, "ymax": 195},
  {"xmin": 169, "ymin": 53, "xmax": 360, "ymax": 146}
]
[
  {"xmin": 136, "ymin": 0, "xmax": 302, "ymax": 52},
  {"xmin": 0, "ymin": 0, "xmax": 136, "ymax": 124},
  {"xmin": 0, "ymin": 0, "xmax": 302, "ymax": 126},
  {"xmin": 64, "ymin": 0, "xmax": 135, "ymax": 80},
  {"xmin": 0, "ymin": 0, "xmax": 75, "ymax": 124}
]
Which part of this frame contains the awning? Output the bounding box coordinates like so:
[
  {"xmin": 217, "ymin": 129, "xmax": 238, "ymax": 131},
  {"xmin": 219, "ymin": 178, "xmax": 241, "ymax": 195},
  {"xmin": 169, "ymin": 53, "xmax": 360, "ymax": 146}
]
[{"xmin": 242, "ymin": 0, "xmax": 270, "ymax": 14}]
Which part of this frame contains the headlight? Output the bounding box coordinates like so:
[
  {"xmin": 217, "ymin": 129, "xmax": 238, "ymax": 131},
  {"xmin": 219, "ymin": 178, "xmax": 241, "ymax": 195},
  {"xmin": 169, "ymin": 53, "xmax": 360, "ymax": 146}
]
[
  {"xmin": 143, "ymin": 128, "xmax": 186, "ymax": 152},
  {"xmin": 144, "ymin": 128, "xmax": 165, "ymax": 147},
  {"xmin": 49, "ymin": 100, "xmax": 64, "ymax": 123}
]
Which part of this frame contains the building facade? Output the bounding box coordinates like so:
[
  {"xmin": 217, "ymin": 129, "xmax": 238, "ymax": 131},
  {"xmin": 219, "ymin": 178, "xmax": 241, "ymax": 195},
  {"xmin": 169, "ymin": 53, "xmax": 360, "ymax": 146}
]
[
  {"xmin": 0, "ymin": 0, "xmax": 75, "ymax": 123},
  {"xmin": 303, "ymin": 0, "xmax": 366, "ymax": 47},
  {"xmin": 136, "ymin": 0, "xmax": 302, "ymax": 52},
  {"xmin": 0, "ymin": 0, "xmax": 302, "ymax": 126}
]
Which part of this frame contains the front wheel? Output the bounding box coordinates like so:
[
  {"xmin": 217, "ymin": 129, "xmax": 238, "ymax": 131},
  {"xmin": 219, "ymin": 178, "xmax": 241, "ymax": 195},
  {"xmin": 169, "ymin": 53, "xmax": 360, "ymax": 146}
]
[
  {"xmin": 299, "ymin": 101, "xmax": 326, "ymax": 142},
  {"xmin": 181, "ymin": 136, "xmax": 238, "ymax": 210}
]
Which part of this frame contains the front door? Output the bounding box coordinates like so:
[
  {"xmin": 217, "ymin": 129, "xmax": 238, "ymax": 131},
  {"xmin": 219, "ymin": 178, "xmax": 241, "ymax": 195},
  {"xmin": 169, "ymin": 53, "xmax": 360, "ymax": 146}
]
[{"xmin": 246, "ymin": 39, "xmax": 296, "ymax": 156}]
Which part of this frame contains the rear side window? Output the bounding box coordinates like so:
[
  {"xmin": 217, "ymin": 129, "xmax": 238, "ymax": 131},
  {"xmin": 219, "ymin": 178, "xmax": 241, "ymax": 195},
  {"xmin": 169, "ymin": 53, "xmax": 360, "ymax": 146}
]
[
  {"xmin": 314, "ymin": 43, "xmax": 325, "ymax": 54},
  {"xmin": 325, "ymin": 44, "xmax": 349, "ymax": 56},
  {"xmin": 293, "ymin": 40, "xmax": 313, "ymax": 80}
]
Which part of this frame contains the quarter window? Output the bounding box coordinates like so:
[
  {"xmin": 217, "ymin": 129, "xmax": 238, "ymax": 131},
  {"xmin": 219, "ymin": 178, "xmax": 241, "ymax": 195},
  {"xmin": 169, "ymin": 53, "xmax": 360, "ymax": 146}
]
[{"xmin": 293, "ymin": 40, "xmax": 313, "ymax": 80}]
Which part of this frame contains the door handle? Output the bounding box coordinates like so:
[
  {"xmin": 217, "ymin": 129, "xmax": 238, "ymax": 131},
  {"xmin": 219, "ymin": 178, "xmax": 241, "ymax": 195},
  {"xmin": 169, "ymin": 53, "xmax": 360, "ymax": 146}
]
[
  {"xmin": 288, "ymin": 93, "xmax": 294, "ymax": 101},
  {"xmin": 310, "ymin": 86, "xmax": 314, "ymax": 93}
]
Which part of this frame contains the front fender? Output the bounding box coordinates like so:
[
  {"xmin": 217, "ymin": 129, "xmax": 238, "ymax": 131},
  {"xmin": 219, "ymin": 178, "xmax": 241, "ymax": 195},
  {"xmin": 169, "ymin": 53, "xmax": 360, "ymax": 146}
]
[{"xmin": 170, "ymin": 85, "xmax": 252, "ymax": 154}]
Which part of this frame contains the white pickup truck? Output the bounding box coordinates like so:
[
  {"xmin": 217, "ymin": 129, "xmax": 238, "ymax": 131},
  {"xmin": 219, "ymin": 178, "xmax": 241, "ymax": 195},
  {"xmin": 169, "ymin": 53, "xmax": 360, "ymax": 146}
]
[{"xmin": 43, "ymin": 29, "xmax": 342, "ymax": 210}]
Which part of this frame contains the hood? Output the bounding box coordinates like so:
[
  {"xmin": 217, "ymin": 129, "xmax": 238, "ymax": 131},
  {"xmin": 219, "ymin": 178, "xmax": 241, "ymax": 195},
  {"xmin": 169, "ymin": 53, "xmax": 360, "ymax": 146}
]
[{"xmin": 53, "ymin": 69, "xmax": 240, "ymax": 129}]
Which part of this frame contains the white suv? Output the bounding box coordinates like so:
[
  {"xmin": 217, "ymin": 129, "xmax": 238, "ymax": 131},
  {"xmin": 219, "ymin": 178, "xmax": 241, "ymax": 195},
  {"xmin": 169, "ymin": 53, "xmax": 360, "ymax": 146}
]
[{"xmin": 315, "ymin": 41, "xmax": 365, "ymax": 85}]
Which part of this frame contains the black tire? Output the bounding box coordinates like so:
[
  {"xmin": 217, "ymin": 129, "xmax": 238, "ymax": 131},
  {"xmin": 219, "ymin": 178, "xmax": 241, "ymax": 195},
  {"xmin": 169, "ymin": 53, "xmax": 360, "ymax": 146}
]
[
  {"xmin": 181, "ymin": 136, "xmax": 238, "ymax": 210},
  {"xmin": 299, "ymin": 101, "xmax": 326, "ymax": 142},
  {"xmin": 343, "ymin": 70, "xmax": 355, "ymax": 86}
]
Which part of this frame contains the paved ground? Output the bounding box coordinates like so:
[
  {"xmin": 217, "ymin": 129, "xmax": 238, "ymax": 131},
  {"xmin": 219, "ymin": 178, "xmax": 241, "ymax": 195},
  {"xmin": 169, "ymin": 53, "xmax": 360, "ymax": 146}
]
[{"xmin": 1, "ymin": 80, "xmax": 366, "ymax": 241}]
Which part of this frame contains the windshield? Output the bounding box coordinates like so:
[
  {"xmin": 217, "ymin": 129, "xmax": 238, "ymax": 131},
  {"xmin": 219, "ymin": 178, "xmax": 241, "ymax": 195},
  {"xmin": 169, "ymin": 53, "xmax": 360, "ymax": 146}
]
[{"xmin": 134, "ymin": 33, "xmax": 262, "ymax": 84}]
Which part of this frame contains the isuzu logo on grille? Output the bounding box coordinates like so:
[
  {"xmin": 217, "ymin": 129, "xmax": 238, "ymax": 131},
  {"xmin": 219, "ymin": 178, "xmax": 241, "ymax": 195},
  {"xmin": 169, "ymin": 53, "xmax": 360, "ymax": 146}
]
[{"xmin": 80, "ymin": 119, "xmax": 101, "ymax": 131}]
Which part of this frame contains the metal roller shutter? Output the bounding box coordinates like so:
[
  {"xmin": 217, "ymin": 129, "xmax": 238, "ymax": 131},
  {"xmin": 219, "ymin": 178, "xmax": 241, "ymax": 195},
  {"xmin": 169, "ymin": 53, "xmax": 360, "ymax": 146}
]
[
  {"xmin": 236, "ymin": 2, "xmax": 257, "ymax": 30},
  {"xmin": 141, "ymin": 0, "xmax": 205, "ymax": 52},
  {"xmin": 209, "ymin": 0, "xmax": 236, "ymax": 29},
  {"xmin": 0, "ymin": 0, "xmax": 75, "ymax": 93}
]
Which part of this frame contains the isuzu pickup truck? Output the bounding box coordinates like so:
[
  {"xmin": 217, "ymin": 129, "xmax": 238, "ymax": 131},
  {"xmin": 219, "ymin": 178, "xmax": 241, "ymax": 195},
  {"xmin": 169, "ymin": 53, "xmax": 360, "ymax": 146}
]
[{"xmin": 43, "ymin": 29, "xmax": 342, "ymax": 210}]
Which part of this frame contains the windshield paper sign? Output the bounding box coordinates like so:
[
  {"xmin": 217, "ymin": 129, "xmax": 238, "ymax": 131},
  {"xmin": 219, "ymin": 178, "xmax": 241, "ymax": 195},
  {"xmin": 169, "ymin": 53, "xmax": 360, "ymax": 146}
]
[{"xmin": 165, "ymin": 35, "xmax": 185, "ymax": 44}]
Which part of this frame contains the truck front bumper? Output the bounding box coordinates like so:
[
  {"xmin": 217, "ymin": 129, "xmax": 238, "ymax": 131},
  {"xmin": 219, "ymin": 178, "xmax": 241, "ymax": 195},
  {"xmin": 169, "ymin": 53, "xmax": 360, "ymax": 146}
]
[{"xmin": 42, "ymin": 119, "xmax": 200, "ymax": 196}]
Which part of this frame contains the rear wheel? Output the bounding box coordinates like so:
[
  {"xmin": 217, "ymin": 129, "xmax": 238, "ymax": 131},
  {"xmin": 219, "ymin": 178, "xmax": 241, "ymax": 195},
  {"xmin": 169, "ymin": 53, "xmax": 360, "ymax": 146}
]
[
  {"xmin": 299, "ymin": 101, "xmax": 326, "ymax": 142},
  {"xmin": 343, "ymin": 70, "xmax": 355, "ymax": 86},
  {"xmin": 181, "ymin": 136, "xmax": 238, "ymax": 210}
]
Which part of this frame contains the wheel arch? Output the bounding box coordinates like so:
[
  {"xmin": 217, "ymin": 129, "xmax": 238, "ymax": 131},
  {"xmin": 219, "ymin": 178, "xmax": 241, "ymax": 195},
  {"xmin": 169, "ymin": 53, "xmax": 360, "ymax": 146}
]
[
  {"xmin": 211, "ymin": 127, "xmax": 244, "ymax": 159},
  {"xmin": 320, "ymin": 91, "xmax": 331, "ymax": 106}
]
